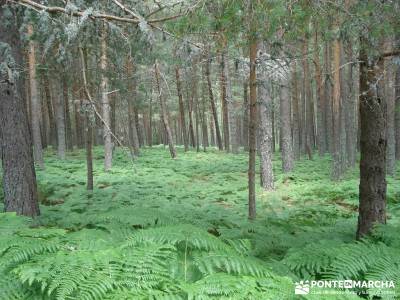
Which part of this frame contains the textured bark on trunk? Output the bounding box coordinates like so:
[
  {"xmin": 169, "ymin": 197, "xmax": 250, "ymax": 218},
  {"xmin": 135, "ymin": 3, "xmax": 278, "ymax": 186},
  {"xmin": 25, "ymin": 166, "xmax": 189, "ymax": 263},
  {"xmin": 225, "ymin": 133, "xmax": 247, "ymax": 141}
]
[
  {"xmin": 259, "ymin": 71, "xmax": 274, "ymax": 190},
  {"xmin": 314, "ymin": 31, "xmax": 327, "ymax": 156},
  {"xmin": 357, "ymin": 39, "xmax": 387, "ymax": 239},
  {"xmin": 243, "ymin": 82, "xmax": 249, "ymax": 151},
  {"xmin": 291, "ymin": 62, "xmax": 300, "ymax": 160},
  {"xmin": 27, "ymin": 24, "xmax": 44, "ymax": 168},
  {"xmin": 332, "ymin": 35, "xmax": 343, "ymax": 180},
  {"xmin": 206, "ymin": 54, "xmax": 223, "ymax": 150},
  {"xmin": 220, "ymin": 52, "xmax": 230, "ymax": 152},
  {"xmin": 100, "ymin": 25, "xmax": 112, "ymax": 171},
  {"xmin": 344, "ymin": 43, "xmax": 357, "ymax": 168},
  {"xmin": 280, "ymin": 81, "xmax": 294, "ymax": 172},
  {"xmin": 324, "ymin": 42, "xmax": 334, "ymax": 155},
  {"xmin": 43, "ymin": 71, "xmax": 57, "ymax": 148},
  {"xmin": 63, "ymin": 76, "xmax": 73, "ymax": 151},
  {"xmin": 0, "ymin": 5, "xmax": 40, "ymax": 217},
  {"xmin": 73, "ymin": 81, "xmax": 84, "ymax": 148},
  {"xmin": 248, "ymin": 40, "xmax": 258, "ymax": 220},
  {"xmin": 126, "ymin": 59, "xmax": 140, "ymax": 157},
  {"xmin": 54, "ymin": 79, "xmax": 66, "ymax": 160},
  {"xmin": 154, "ymin": 61, "xmax": 176, "ymax": 158},
  {"xmin": 302, "ymin": 39, "xmax": 313, "ymax": 160},
  {"xmin": 385, "ymin": 47, "xmax": 395, "ymax": 175},
  {"xmin": 395, "ymin": 54, "xmax": 400, "ymax": 160},
  {"xmin": 176, "ymin": 67, "xmax": 189, "ymax": 151}
]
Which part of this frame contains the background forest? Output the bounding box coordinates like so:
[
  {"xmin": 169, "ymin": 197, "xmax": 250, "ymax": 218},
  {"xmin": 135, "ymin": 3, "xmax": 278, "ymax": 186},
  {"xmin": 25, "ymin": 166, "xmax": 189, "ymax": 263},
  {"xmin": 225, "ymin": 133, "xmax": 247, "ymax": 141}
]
[{"xmin": 1, "ymin": 0, "xmax": 400, "ymax": 299}]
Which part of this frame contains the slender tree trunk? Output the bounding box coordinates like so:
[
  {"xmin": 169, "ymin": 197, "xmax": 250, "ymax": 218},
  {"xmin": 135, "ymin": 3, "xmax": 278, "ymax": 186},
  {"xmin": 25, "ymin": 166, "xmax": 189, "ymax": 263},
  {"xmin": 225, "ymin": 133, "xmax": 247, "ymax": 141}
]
[
  {"xmin": 176, "ymin": 67, "xmax": 189, "ymax": 151},
  {"xmin": 302, "ymin": 39, "xmax": 313, "ymax": 160},
  {"xmin": 54, "ymin": 79, "xmax": 66, "ymax": 160},
  {"xmin": 243, "ymin": 82, "xmax": 249, "ymax": 151},
  {"xmin": 73, "ymin": 81, "xmax": 84, "ymax": 148},
  {"xmin": 314, "ymin": 31, "xmax": 327, "ymax": 156},
  {"xmin": 126, "ymin": 59, "xmax": 140, "ymax": 157},
  {"xmin": 332, "ymin": 35, "xmax": 343, "ymax": 180},
  {"xmin": 27, "ymin": 24, "xmax": 44, "ymax": 168},
  {"xmin": 100, "ymin": 25, "xmax": 113, "ymax": 171},
  {"xmin": 63, "ymin": 75, "xmax": 73, "ymax": 151},
  {"xmin": 43, "ymin": 71, "xmax": 57, "ymax": 149},
  {"xmin": 291, "ymin": 62, "xmax": 300, "ymax": 160},
  {"xmin": 206, "ymin": 54, "xmax": 223, "ymax": 150},
  {"xmin": 395, "ymin": 51, "xmax": 400, "ymax": 160},
  {"xmin": 280, "ymin": 79, "xmax": 294, "ymax": 172},
  {"xmin": 248, "ymin": 39, "xmax": 258, "ymax": 220},
  {"xmin": 324, "ymin": 42, "xmax": 334, "ymax": 155},
  {"xmin": 154, "ymin": 61, "xmax": 176, "ymax": 158},
  {"xmin": 220, "ymin": 52, "xmax": 230, "ymax": 152},
  {"xmin": 0, "ymin": 5, "xmax": 40, "ymax": 216},
  {"xmin": 85, "ymin": 109, "xmax": 93, "ymax": 190},
  {"xmin": 357, "ymin": 38, "xmax": 387, "ymax": 239}
]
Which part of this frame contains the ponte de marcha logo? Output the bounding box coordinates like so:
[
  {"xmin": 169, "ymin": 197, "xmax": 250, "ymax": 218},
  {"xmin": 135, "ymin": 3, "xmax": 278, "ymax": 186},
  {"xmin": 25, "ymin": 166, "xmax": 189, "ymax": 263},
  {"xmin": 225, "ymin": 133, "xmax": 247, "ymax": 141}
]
[{"xmin": 294, "ymin": 280, "xmax": 396, "ymax": 295}]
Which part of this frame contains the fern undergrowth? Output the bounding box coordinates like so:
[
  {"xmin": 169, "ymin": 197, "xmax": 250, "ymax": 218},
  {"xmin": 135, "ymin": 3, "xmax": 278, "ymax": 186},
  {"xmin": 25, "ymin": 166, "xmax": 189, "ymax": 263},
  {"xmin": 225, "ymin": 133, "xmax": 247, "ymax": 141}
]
[{"xmin": 1, "ymin": 147, "xmax": 400, "ymax": 299}]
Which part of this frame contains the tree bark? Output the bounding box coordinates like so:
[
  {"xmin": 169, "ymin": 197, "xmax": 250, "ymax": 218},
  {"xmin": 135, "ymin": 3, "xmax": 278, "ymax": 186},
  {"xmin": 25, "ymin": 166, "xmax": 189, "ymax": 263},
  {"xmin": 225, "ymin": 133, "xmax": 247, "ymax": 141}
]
[
  {"xmin": 176, "ymin": 67, "xmax": 189, "ymax": 151},
  {"xmin": 54, "ymin": 79, "xmax": 66, "ymax": 159},
  {"xmin": 206, "ymin": 53, "xmax": 223, "ymax": 150},
  {"xmin": 384, "ymin": 42, "xmax": 395, "ymax": 175},
  {"xmin": 324, "ymin": 42, "xmax": 334, "ymax": 155},
  {"xmin": 220, "ymin": 52, "xmax": 230, "ymax": 152},
  {"xmin": 248, "ymin": 39, "xmax": 258, "ymax": 220},
  {"xmin": 43, "ymin": 71, "xmax": 57, "ymax": 149},
  {"xmin": 258, "ymin": 65, "xmax": 274, "ymax": 190},
  {"xmin": 100, "ymin": 24, "xmax": 112, "ymax": 171},
  {"xmin": 302, "ymin": 39, "xmax": 313, "ymax": 160},
  {"xmin": 243, "ymin": 81, "xmax": 249, "ymax": 151},
  {"xmin": 63, "ymin": 75, "xmax": 73, "ymax": 151},
  {"xmin": 280, "ymin": 79, "xmax": 294, "ymax": 172},
  {"xmin": 314, "ymin": 31, "xmax": 327, "ymax": 156},
  {"xmin": 291, "ymin": 62, "xmax": 300, "ymax": 160},
  {"xmin": 357, "ymin": 38, "xmax": 387, "ymax": 239},
  {"xmin": 27, "ymin": 24, "xmax": 44, "ymax": 168},
  {"xmin": 395, "ymin": 51, "xmax": 400, "ymax": 160},
  {"xmin": 0, "ymin": 4, "xmax": 40, "ymax": 217},
  {"xmin": 126, "ymin": 59, "xmax": 140, "ymax": 157},
  {"xmin": 154, "ymin": 61, "xmax": 177, "ymax": 158},
  {"xmin": 332, "ymin": 35, "xmax": 343, "ymax": 180}
]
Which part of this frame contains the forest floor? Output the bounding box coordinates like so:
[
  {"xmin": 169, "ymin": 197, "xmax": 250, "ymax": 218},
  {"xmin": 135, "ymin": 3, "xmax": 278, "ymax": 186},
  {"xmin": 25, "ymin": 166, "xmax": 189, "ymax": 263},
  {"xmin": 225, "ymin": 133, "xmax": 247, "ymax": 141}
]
[{"xmin": 1, "ymin": 147, "xmax": 400, "ymax": 299}]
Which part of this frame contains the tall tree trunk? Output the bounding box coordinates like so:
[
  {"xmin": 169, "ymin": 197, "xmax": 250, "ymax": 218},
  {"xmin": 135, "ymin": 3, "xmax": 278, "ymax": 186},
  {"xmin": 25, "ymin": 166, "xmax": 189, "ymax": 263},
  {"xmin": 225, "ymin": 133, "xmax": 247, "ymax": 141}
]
[
  {"xmin": 345, "ymin": 42, "xmax": 357, "ymax": 168},
  {"xmin": 324, "ymin": 42, "xmax": 334, "ymax": 155},
  {"xmin": 206, "ymin": 54, "xmax": 223, "ymax": 150},
  {"xmin": 225, "ymin": 54, "xmax": 239, "ymax": 154},
  {"xmin": 85, "ymin": 108, "xmax": 94, "ymax": 190},
  {"xmin": 248, "ymin": 39, "xmax": 258, "ymax": 220},
  {"xmin": 259, "ymin": 66, "xmax": 274, "ymax": 190},
  {"xmin": 73, "ymin": 81, "xmax": 84, "ymax": 148},
  {"xmin": 395, "ymin": 50, "xmax": 400, "ymax": 160},
  {"xmin": 176, "ymin": 67, "xmax": 189, "ymax": 151},
  {"xmin": 0, "ymin": 5, "xmax": 39, "ymax": 216},
  {"xmin": 63, "ymin": 75, "xmax": 73, "ymax": 151},
  {"xmin": 302, "ymin": 39, "xmax": 313, "ymax": 160},
  {"xmin": 43, "ymin": 71, "xmax": 57, "ymax": 149},
  {"xmin": 385, "ymin": 41, "xmax": 395, "ymax": 175},
  {"xmin": 55, "ymin": 79, "xmax": 66, "ymax": 160},
  {"xmin": 100, "ymin": 24, "xmax": 112, "ymax": 171},
  {"xmin": 27, "ymin": 24, "xmax": 44, "ymax": 168},
  {"xmin": 126, "ymin": 59, "xmax": 140, "ymax": 157},
  {"xmin": 220, "ymin": 52, "xmax": 230, "ymax": 152},
  {"xmin": 243, "ymin": 81, "xmax": 249, "ymax": 151},
  {"xmin": 280, "ymin": 79, "xmax": 294, "ymax": 172},
  {"xmin": 154, "ymin": 61, "xmax": 177, "ymax": 158},
  {"xmin": 357, "ymin": 38, "xmax": 387, "ymax": 239},
  {"xmin": 314, "ymin": 31, "xmax": 327, "ymax": 156},
  {"xmin": 291, "ymin": 62, "xmax": 300, "ymax": 160},
  {"xmin": 332, "ymin": 35, "xmax": 343, "ymax": 180}
]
